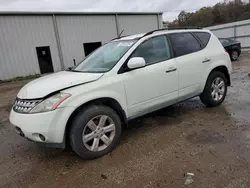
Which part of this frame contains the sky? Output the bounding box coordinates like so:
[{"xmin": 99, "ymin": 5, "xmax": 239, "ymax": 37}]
[{"xmin": 0, "ymin": 0, "xmax": 225, "ymax": 21}]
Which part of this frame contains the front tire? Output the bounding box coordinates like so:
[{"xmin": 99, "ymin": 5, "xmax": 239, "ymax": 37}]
[
  {"xmin": 200, "ymin": 71, "xmax": 227, "ymax": 107},
  {"xmin": 70, "ymin": 105, "xmax": 122, "ymax": 159}
]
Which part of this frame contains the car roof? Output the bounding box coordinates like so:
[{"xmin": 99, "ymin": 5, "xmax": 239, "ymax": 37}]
[
  {"xmin": 115, "ymin": 29, "xmax": 210, "ymax": 41},
  {"xmin": 117, "ymin": 33, "xmax": 145, "ymax": 40}
]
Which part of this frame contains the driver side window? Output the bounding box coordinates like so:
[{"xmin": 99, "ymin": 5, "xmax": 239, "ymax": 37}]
[{"xmin": 131, "ymin": 35, "xmax": 171, "ymax": 65}]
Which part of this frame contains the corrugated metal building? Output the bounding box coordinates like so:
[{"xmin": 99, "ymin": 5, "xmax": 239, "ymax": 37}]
[
  {"xmin": 0, "ymin": 12, "xmax": 163, "ymax": 80},
  {"xmin": 205, "ymin": 19, "xmax": 250, "ymax": 51}
]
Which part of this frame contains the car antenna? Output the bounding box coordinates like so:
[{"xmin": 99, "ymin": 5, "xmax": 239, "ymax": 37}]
[
  {"xmin": 118, "ymin": 30, "xmax": 124, "ymax": 38},
  {"xmin": 110, "ymin": 30, "xmax": 126, "ymax": 41}
]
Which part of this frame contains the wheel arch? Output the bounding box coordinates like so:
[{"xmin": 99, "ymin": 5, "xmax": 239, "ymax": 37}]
[
  {"xmin": 64, "ymin": 97, "xmax": 127, "ymax": 147},
  {"xmin": 210, "ymin": 66, "xmax": 231, "ymax": 86},
  {"xmin": 202, "ymin": 65, "xmax": 231, "ymax": 92}
]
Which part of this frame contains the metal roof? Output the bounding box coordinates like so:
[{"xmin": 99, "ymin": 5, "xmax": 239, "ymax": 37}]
[{"xmin": 0, "ymin": 11, "xmax": 163, "ymax": 16}]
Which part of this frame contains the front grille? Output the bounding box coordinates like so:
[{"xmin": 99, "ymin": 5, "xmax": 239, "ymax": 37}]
[{"xmin": 13, "ymin": 98, "xmax": 42, "ymax": 113}]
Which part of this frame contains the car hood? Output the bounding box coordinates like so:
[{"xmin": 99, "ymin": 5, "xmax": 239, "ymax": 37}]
[{"xmin": 17, "ymin": 71, "xmax": 104, "ymax": 99}]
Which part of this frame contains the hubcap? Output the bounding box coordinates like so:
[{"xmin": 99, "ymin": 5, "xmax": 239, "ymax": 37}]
[
  {"xmin": 232, "ymin": 51, "xmax": 238, "ymax": 60},
  {"xmin": 211, "ymin": 77, "xmax": 225, "ymax": 101},
  {"xmin": 82, "ymin": 115, "xmax": 116, "ymax": 152}
]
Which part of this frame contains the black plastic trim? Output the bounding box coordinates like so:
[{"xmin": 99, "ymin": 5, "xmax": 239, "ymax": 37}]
[
  {"xmin": 192, "ymin": 32, "xmax": 211, "ymax": 49},
  {"xmin": 166, "ymin": 68, "xmax": 177, "ymax": 73}
]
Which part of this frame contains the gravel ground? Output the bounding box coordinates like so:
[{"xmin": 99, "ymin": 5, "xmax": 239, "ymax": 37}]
[{"xmin": 0, "ymin": 54, "xmax": 250, "ymax": 188}]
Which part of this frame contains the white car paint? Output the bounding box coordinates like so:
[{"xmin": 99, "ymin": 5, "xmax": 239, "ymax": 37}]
[
  {"xmin": 10, "ymin": 107, "xmax": 75, "ymax": 143},
  {"xmin": 9, "ymin": 29, "xmax": 232, "ymax": 146},
  {"xmin": 121, "ymin": 58, "xmax": 178, "ymax": 118},
  {"xmin": 17, "ymin": 71, "xmax": 103, "ymax": 99}
]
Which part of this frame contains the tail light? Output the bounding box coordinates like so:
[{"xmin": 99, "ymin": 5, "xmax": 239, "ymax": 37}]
[{"xmin": 233, "ymin": 41, "xmax": 241, "ymax": 47}]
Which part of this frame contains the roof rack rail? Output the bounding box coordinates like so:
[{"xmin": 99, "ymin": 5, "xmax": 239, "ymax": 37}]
[
  {"xmin": 142, "ymin": 27, "xmax": 202, "ymax": 37},
  {"xmin": 168, "ymin": 26, "xmax": 202, "ymax": 30},
  {"xmin": 142, "ymin": 28, "xmax": 169, "ymax": 37}
]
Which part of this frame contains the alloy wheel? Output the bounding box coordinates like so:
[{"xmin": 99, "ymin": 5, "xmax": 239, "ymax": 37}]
[
  {"xmin": 82, "ymin": 115, "xmax": 116, "ymax": 152},
  {"xmin": 231, "ymin": 51, "xmax": 238, "ymax": 60},
  {"xmin": 211, "ymin": 77, "xmax": 225, "ymax": 101}
]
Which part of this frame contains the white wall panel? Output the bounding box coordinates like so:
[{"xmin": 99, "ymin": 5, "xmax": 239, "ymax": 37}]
[
  {"xmin": 205, "ymin": 19, "xmax": 250, "ymax": 30},
  {"xmin": 56, "ymin": 15, "xmax": 117, "ymax": 68},
  {"xmin": 236, "ymin": 37, "xmax": 250, "ymax": 51},
  {"xmin": 118, "ymin": 15, "xmax": 158, "ymax": 36},
  {"xmin": 211, "ymin": 28, "xmax": 234, "ymax": 38},
  {"xmin": 0, "ymin": 13, "xmax": 161, "ymax": 80},
  {"xmin": 236, "ymin": 25, "xmax": 250, "ymax": 36},
  {"xmin": 205, "ymin": 19, "xmax": 250, "ymax": 51},
  {"xmin": 236, "ymin": 37, "xmax": 248, "ymax": 46},
  {"xmin": 0, "ymin": 16, "xmax": 60, "ymax": 80},
  {"xmin": 158, "ymin": 15, "xmax": 163, "ymax": 29}
]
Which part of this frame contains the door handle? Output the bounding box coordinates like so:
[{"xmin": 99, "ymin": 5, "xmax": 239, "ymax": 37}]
[
  {"xmin": 166, "ymin": 67, "xmax": 177, "ymax": 73},
  {"xmin": 202, "ymin": 58, "xmax": 211, "ymax": 63}
]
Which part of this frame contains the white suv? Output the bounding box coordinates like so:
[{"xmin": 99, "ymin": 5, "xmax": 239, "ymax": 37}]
[{"xmin": 10, "ymin": 29, "xmax": 232, "ymax": 159}]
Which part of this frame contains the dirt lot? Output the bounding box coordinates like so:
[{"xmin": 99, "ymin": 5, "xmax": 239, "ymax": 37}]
[{"xmin": 0, "ymin": 54, "xmax": 250, "ymax": 188}]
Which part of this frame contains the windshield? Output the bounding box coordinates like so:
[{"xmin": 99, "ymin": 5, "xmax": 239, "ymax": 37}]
[
  {"xmin": 219, "ymin": 38, "xmax": 237, "ymax": 46},
  {"xmin": 73, "ymin": 40, "xmax": 136, "ymax": 73}
]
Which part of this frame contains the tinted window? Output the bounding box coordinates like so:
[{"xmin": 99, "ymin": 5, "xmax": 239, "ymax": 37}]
[
  {"xmin": 229, "ymin": 39, "xmax": 238, "ymax": 43},
  {"xmin": 193, "ymin": 32, "xmax": 211, "ymax": 46},
  {"xmin": 131, "ymin": 35, "xmax": 171, "ymax": 65},
  {"xmin": 169, "ymin": 33, "xmax": 201, "ymax": 57},
  {"xmin": 219, "ymin": 38, "xmax": 230, "ymax": 46}
]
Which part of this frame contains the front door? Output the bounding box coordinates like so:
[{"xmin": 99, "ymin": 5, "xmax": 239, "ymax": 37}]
[
  {"xmin": 36, "ymin": 46, "xmax": 54, "ymax": 74},
  {"xmin": 121, "ymin": 35, "xmax": 178, "ymax": 118}
]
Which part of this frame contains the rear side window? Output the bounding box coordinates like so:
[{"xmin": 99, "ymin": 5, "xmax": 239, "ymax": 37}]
[
  {"xmin": 131, "ymin": 35, "xmax": 171, "ymax": 65},
  {"xmin": 169, "ymin": 32, "xmax": 201, "ymax": 57},
  {"xmin": 219, "ymin": 38, "xmax": 230, "ymax": 46},
  {"xmin": 193, "ymin": 32, "xmax": 211, "ymax": 47}
]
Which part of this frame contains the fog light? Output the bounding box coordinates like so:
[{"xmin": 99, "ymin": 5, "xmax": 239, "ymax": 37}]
[
  {"xmin": 39, "ymin": 134, "xmax": 46, "ymax": 141},
  {"xmin": 15, "ymin": 127, "xmax": 25, "ymax": 137}
]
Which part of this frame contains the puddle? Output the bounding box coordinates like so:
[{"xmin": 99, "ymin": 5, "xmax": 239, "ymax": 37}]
[{"xmin": 186, "ymin": 129, "xmax": 225, "ymax": 144}]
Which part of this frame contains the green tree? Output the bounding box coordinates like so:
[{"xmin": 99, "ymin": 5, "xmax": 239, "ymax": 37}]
[{"xmin": 167, "ymin": 0, "xmax": 250, "ymax": 28}]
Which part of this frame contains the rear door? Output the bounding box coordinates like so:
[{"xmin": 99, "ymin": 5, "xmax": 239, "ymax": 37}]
[{"xmin": 169, "ymin": 32, "xmax": 209, "ymax": 101}]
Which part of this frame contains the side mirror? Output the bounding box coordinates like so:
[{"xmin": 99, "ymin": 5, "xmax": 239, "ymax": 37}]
[{"xmin": 127, "ymin": 57, "xmax": 146, "ymax": 69}]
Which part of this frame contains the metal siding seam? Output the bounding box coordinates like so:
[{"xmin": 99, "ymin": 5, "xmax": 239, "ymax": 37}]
[
  {"xmin": 234, "ymin": 25, "xmax": 236, "ymax": 40},
  {"xmin": 115, "ymin": 14, "xmax": 120, "ymax": 37},
  {"xmin": 52, "ymin": 14, "xmax": 65, "ymax": 70},
  {"xmin": 157, "ymin": 14, "xmax": 160, "ymax": 29}
]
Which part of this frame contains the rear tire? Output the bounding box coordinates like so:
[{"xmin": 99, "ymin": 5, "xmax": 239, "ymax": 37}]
[
  {"xmin": 230, "ymin": 50, "xmax": 239, "ymax": 61},
  {"xmin": 70, "ymin": 105, "xmax": 122, "ymax": 159},
  {"xmin": 200, "ymin": 71, "xmax": 227, "ymax": 107}
]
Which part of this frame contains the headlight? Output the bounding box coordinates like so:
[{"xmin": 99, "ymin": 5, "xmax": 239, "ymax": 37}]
[{"xmin": 30, "ymin": 93, "xmax": 71, "ymax": 113}]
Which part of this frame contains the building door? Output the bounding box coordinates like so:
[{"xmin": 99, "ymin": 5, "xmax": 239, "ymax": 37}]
[
  {"xmin": 36, "ymin": 46, "xmax": 54, "ymax": 74},
  {"xmin": 83, "ymin": 42, "xmax": 102, "ymax": 56}
]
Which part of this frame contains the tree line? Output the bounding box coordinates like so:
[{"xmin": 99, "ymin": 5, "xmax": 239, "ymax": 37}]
[{"xmin": 165, "ymin": 0, "xmax": 250, "ymax": 28}]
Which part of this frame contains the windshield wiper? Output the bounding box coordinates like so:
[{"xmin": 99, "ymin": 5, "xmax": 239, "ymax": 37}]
[
  {"xmin": 70, "ymin": 70, "xmax": 84, "ymax": 73},
  {"xmin": 66, "ymin": 68, "xmax": 84, "ymax": 73}
]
